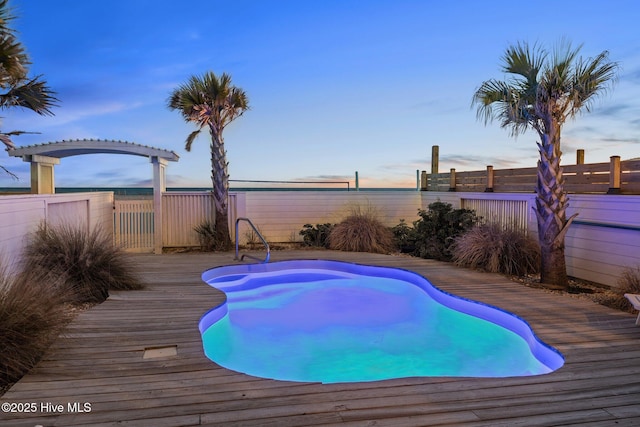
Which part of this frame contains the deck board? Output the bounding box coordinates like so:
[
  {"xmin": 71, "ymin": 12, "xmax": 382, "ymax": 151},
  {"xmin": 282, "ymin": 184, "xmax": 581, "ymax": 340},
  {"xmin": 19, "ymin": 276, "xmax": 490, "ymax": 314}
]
[{"xmin": 2, "ymin": 250, "xmax": 640, "ymax": 426}]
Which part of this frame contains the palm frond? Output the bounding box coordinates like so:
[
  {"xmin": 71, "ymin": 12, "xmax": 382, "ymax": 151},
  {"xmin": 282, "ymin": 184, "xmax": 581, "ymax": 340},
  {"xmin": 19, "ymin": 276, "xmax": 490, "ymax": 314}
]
[
  {"xmin": 168, "ymin": 70, "xmax": 250, "ymax": 147},
  {"xmin": 0, "ymin": 35, "xmax": 29, "ymax": 84},
  {"xmin": 0, "ymin": 132, "xmax": 13, "ymax": 148},
  {"xmin": 0, "ymin": 0, "xmax": 15, "ymax": 31},
  {"xmin": 550, "ymin": 38, "xmax": 581, "ymax": 80},
  {"xmin": 501, "ymin": 41, "xmax": 546, "ymax": 84},
  {"xmin": 473, "ymin": 79, "xmax": 509, "ymax": 123},
  {"xmin": 473, "ymin": 78, "xmax": 533, "ymax": 136},
  {"xmin": 568, "ymin": 50, "xmax": 619, "ymax": 116},
  {"xmin": 474, "ymin": 39, "xmax": 617, "ymax": 135},
  {"xmin": 0, "ymin": 76, "xmax": 58, "ymax": 114},
  {"xmin": 184, "ymin": 129, "xmax": 201, "ymax": 152},
  {"xmin": 0, "ymin": 162, "xmax": 18, "ymax": 179},
  {"xmin": 0, "ymin": 129, "xmax": 40, "ymax": 151}
]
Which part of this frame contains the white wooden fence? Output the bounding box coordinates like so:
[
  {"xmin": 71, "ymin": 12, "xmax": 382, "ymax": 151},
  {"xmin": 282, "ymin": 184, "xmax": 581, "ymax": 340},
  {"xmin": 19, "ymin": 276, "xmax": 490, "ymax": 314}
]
[
  {"xmin": 231, "ymin": 191, "xmax": 423, "ymax": 245},
  {"xmin": 113, "ymin": 191, "xmax": 418, "ymax": 251},
  {"xmin": 108, "ymin": 189, "xmax": 640, "ymax": 288},
  {"xmin": 0, "ymin": 192, "xmax": 114, "ymax": 272},
  {"xmin": 113, "ymin": 192, "xmax": 214, "ymax": 252},
  {"xmin": 162, "ymin": 192, "xmax": 214, "ymax": 247},
  {"xmin": 0, "ymin": 189, "xmax": 637, "ymax": 288},
  {"xmin": 421, "ymin": 191, "xmax": 640, "ymax": 288}
]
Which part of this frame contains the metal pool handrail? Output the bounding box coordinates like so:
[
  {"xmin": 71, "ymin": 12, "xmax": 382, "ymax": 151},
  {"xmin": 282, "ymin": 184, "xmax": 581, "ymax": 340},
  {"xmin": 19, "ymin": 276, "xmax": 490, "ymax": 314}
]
[{"xmin": 235, "ymin": 217, "xmax": 270, "ymax": 263}]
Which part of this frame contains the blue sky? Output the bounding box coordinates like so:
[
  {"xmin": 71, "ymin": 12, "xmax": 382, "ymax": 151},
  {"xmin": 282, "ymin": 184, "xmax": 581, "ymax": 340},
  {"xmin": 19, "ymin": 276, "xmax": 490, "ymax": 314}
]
[{"xmin": 1, "ymin": 0, "xmax": 639, "ymax": 189}]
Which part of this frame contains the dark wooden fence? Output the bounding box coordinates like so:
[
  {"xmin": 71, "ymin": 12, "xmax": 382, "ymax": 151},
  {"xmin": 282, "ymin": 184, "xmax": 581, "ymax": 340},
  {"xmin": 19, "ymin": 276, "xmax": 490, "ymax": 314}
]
[{"xmin": 421, "ymin": 147, "xmax": 640, "ymax": 194}]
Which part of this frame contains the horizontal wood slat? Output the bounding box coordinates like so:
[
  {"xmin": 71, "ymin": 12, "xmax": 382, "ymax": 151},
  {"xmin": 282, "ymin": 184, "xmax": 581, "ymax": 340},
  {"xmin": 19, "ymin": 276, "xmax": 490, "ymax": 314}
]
[
  {"xmin": 2, "ymin": 251, "xmax": 639, "ymax": 426},
  {"xmin": 424, "ymin": 159, "xmax": 640, "ymax": 194}
]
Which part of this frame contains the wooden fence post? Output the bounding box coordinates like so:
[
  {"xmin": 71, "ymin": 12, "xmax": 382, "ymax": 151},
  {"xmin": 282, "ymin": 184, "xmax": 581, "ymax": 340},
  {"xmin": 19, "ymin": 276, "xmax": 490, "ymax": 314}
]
[
  {"xmin": 449, "ymin": 168, "xmax": 456, "ymax": 192},
  {"xmin": 575, "ymin": 149, "xmax": 585, "ymax": 180},
  {"xmin": 485, "ymin": 165, "xmax": 494, "ymax": 192},
  {"xmin": 431, "ymin": 145, "xmax": 439, "ymax": 174},
  {"xmin": 608, "ymin": 156, "xmax": 621, "ymax": 194},
  {"xmin": 420, "ymin": 170, "xmax": 427, "ymax": 191}
]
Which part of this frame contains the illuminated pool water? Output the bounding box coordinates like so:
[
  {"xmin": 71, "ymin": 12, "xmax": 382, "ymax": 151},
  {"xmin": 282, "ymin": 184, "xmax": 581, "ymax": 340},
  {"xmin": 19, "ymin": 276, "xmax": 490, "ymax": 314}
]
[{"xmin": 199, "ymin": 260, "xmax": 563, "ymax": 383}]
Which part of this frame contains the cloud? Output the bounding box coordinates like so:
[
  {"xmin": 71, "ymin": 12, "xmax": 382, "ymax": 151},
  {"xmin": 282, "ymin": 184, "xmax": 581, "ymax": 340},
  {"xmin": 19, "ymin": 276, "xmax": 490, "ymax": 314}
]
[
  {"xmin": 378, "ymin": 160, "xmax": 428, "ymax": 173},
  {"xmin": 409, "ymin": 99, "xmax": 465, "ymax": 115},
  {"xmin": 5, "ymin": 100, "xmax": 145, "ymax": 135},
  {"xmin": 601, "ymin": 137, "xmax": 640, "ymax": 144},
  {"xmin": 439, "ymin": 154, "xmax": 524, "ymax": 169},
  {"xmin": 237, "ymin": 174, "xmax": 355, "ymax": 189},
  {"xmin": 592, "ymin": 103, "xmax": 632, "ymax": 117},
  {"xmin": 166, "ymin": 174, "xmax": 210, "ymax": 187},
  {"xmin": 296, "ymin": 174, "xmax": 352, "ymax": 181},
  {"xmin": 54, "ymin": 102, "xmax": 145, "ymax": 127},
  {"xmin": 185, "ymin": 31, "xmax": 201, "ymax": 41},
  {"xmin": 566, "ymin": 125, "xmax": 599, "ymax": 135},
  {"xmin": 622, "ymin": 67, "xmax": 640, "ymax": 83}
]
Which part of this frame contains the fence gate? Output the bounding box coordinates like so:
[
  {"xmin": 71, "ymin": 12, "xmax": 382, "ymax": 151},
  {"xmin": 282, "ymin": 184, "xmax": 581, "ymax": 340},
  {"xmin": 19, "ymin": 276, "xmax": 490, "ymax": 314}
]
[
  {"xmin": 114, "ymin": 199, "xmax": 154, "ymax": 252},
  {"xmin": 113, "ymin": 193, "xmax": 215, "ymax": 252},
  {"xmin": 461, "ymin": 198, "xmax": 530, "ymax": 233}
]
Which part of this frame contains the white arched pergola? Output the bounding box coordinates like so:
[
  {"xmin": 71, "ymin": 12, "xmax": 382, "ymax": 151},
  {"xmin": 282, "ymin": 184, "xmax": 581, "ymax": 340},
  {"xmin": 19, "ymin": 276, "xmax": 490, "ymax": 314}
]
[{"xmin": 7, "ymin": 139, "xmax": 180, "ymax": 254}]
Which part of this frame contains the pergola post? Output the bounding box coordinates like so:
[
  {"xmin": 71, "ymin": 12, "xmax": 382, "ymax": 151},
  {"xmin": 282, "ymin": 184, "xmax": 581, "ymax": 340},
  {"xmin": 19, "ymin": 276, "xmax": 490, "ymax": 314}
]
[
  {"xmin": 25, "ymin": 155, "xmax": 60, "ymax": 194},
  {"xmin": 151, "ymin": 156, "xmax": 168, "ymax": 254}
]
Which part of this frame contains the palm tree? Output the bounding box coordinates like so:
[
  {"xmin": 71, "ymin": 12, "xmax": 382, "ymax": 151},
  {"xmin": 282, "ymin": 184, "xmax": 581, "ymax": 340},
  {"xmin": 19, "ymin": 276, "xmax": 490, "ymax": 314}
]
[
  {"xmin": 0, "ymin": 0, "xmax": 57, "ymax": 177},
  {"xmin": 472, "ymin": 40, "xmax": 618, "ymax": 289},
  {"xmin": 168, "ymin": 71, "xmax": 249, "ymax": 250}
]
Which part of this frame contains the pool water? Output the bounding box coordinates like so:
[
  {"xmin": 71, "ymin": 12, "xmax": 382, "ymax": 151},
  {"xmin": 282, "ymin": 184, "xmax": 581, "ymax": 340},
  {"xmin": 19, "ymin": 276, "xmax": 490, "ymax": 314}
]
[{"xmin": 199, "ymin": 260, "xmax": 563, "ymax": 383}]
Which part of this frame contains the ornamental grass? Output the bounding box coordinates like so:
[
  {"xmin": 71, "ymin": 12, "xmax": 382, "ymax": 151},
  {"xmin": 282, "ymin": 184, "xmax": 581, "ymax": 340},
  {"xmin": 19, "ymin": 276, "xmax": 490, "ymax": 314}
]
[
  {"xmin": 0, "ymin": 265, "xmax": 71, "ymax": 391},
  {"xmin": 452, "ymin": 222, "xmax": 540, "ymax": 277},
  {"xmin": 328, "ymin": 206, "xmax": 395, "ymax": 254},
  {"xmin": 22, "ymin": 223, "xmax": 143, "ymax": 304},
  {"xmin": 593, "ymin": 265, "xmax": 640, "ymax": 311}
]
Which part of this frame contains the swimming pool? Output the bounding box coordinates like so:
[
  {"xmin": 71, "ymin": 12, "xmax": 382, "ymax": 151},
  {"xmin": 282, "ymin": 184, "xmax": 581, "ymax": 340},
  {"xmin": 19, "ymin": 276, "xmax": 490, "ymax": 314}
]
[{"xmin": 199, "ymin": 260, "xmax": 563, "ymax": 383}]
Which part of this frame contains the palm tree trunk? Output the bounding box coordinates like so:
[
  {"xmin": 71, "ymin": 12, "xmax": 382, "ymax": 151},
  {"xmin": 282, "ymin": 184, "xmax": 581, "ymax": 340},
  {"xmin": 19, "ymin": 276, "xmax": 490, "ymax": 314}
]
[
  {"xmin": 209, "ymin": 127, "xmax": 232, "ymax": 250},
  {"xmin": 534, "ymin": 128, "xmax": 576, "ymax": 290}
]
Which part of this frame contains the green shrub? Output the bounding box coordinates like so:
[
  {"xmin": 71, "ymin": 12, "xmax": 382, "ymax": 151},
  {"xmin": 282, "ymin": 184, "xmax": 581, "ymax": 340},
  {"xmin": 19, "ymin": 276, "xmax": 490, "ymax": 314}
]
[
  {"xmin": 391, "ymin": 219, "xmax": 415, "ymax": 253},
  {"xmin": 328, "ymin": 209, "xmax": 395, "ymax": 254},
  {"xmin": 0, "ymin": 265, "xmax": 71, "ymax": 391},
  {"xmin": 411, "ymin": 201, "xmax": 479, "ymax": 261},
  {"xmin": 299, "ymin": 223, "xmax": 335, "ymax": 248},
  {"xmin": 22, "ymin": 223, "xmax": 143, "ymax": 304},
  {"xmin": 194, "ymin": 220, "xmax": 219, "ymax": 251},
  {"xmin": 452, "ymin": 223, "xmax": 540, "ymax": 276}
]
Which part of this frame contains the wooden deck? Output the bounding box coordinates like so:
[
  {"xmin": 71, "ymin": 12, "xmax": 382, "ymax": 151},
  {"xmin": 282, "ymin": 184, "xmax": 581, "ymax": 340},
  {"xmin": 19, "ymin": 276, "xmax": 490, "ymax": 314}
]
[{"xmin": 2, "ymin": 250, "xmax": 640, "ymax": 426}]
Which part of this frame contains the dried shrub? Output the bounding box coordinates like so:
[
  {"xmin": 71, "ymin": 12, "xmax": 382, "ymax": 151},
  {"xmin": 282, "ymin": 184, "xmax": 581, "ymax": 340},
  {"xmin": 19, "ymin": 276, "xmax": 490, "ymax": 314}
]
[
  {"xmin": 194, "ymin": 220, "xmax": 219, "ymax": 251},
  {"xmin": 195, "ymin": 219, "xmax": 237, "ymax": 251},
  {"xmin": 596, "ymin": 266, "xmax": 640, "ymax": 311},
  {"xmin": 243, "ymin": 223, "xmax": 266, "ymax": 249},
  {"xmin": 0, "ymin": 265, "xmax": 71, "ymax": 391},
  {"xmin": 22, "ymin": 223, "xmax": 143, "ymax": 304},
  {"xmin": 452, "ymin": 223, "xmax": 540, "ymax": 276},
  {"xmin": 328, "ymin": 207, "xmax": 395, "ymax": 254},
  {"xmin": 618, "ymin": 265, "xmax": 640, "ymax": 294}
]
